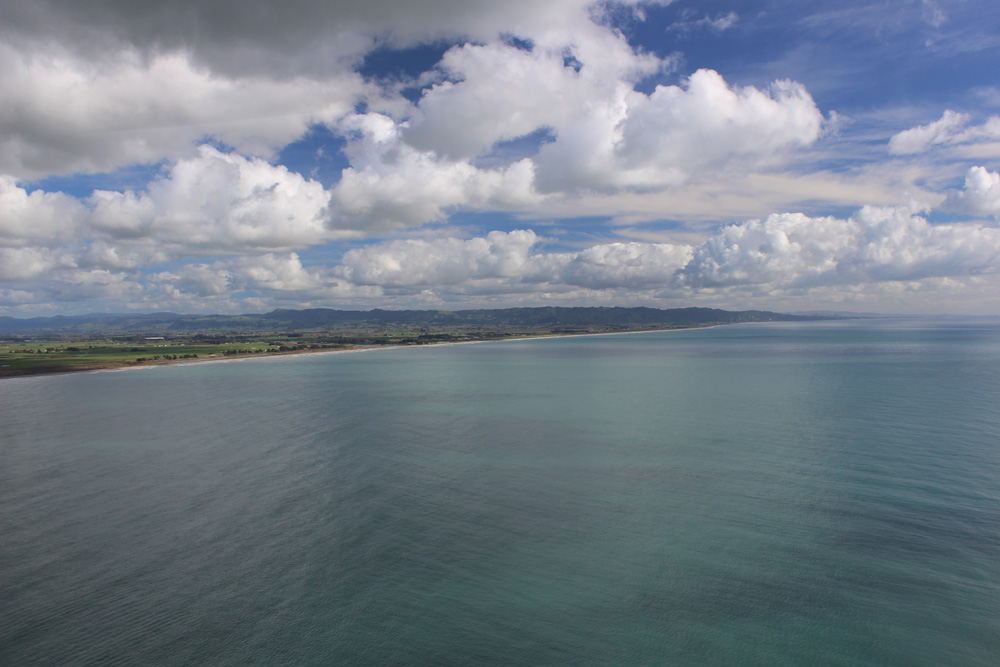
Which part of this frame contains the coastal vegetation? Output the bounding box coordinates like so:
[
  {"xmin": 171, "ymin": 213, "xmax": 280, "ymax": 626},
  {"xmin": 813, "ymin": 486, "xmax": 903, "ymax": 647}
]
[{"xmin": 0, "ymin": 306, "xmax": 830, "ymax": 377}]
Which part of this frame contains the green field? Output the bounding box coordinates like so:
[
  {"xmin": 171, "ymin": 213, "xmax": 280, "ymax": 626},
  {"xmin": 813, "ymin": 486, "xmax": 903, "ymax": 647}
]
[
  {"xmin": 0, "ymin": 307, "xmax": 818, "ymax": 378},
  {"xmin": 0, "ymin": 328, "xmax": 574, "ymax": 377},
  {"xmin": 0, "ymin": 333, "xmax": 360, "ymax": 376},
  {"xmin": 1, "ymin": 337, "xmax": 272, "ymax": 375}
]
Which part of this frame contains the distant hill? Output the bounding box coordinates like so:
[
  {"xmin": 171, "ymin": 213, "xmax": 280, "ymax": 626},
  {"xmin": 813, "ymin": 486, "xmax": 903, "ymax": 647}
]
[{"xmin": 0, "ymin": 306, "xmax": 830, "ymax": 336}]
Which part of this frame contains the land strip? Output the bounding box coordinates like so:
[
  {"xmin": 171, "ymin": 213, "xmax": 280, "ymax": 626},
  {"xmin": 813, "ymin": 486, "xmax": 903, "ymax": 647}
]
[
  {"xmin": 0, "ymin": 325, "xmax": 687, "ymax": 377},
  {"xmin": 0, "ymin": 306, "xmax": 834, "ymax": 378}
]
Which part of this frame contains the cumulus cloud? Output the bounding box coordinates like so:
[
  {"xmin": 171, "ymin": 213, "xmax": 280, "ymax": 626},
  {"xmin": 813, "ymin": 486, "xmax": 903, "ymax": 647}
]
[
  {"xmin": 679, "ymin": 212, "xmax": 850, "ymax": 288},
  {"xmin": 0, "ymin": 175, "xmax": 86, "ymax": 246},
  {"xmin": 0, "ymin": 147, "xmax": 339, "ymax": 307},
  {"xmin": 4, "ymin": 201, "xmax": 1000, "ymax": 313},
  {"xmin": 232, "ymin": 253, "xmax": 323, "ymax": 292},
  {"xmin": 0, "ymin": 247, "xmax": 62, "ymax": 281},
  {"xmin": 403, "ymin": 42, "xmax": 597, "ymax": 161},
  {"xmin": 336, "ymin": 230, "xmax": 540, "ymax": 286},
  {"xmin": 403, "ymin": 28, "xmax": 661, "ymax": 161},
  {"xmin": 0, "ymin": 2, "xmax": 826, "ymax": 248},
  {"xmin": 1, "ymin": 267, "xmax": 145, "ymax": 306},
  {"xmin": 330, "ymin": 114, "xmax": 539, "ymax": 230},
  {"xmin": 348, "ymin": 53, "xmax": 819, "ymax": 204},
  {"xmin": 45, "ymin": 269, "xmax": 144, "ymax": 302},
  {"xmin": 889, "ymin": 110, "xmax": 1000, "ymax": 154},
  {"xmin": 331, "ymin": 231, "xmax": 694, "ymax": 297},
  {"xmin": 0, "ymin": 46, "xmax": 363, "ymax": 179},
  {"xmin": 0, "ymin": 0, "xmax": 665, "ymax": 179},
  {"xmin": 331, "ymin": 47, "xmax": 822, "ymax": 221},
  {"xmin": 326, "ymin": 205, "xmax": 1000, "ymax": 299},
  {"xmin": 77, "ymin": 242, "xmax": 162, "ymax": 271},
  {"xmin": 678, "ymin": 203, "xmax": 1000, "ymax": 288},
  {"xmin": 527, "ymin": 242, "xmax": 693, "ymax": 289},
  {"xmin": 393, "ymin": 41, "xmax": 819, "ymax": 197},
  {"xmin": 155, "ymin": 253, "xmax": 381, "ymax": 301},
  {"xmin": 158, "ymin": 263, "xmax": 234, "ymax": 298},
  {"xmin": 88, "ymin": 146, "xmax": 332, "ymax": 253},
  {"xmin": 1, "ymin": 0, "xmax": 644, "ymax": 74},
  {"xmin": 2, "ymin": 0, "xmax": 993, "ymax": 316},
  {"xmin": 532, "ymin": 69, "xmax": 823, "ymax": 193},
  {"xmin": 944, "ymin": 166, "xmax": 1000, "ymax": 217}
]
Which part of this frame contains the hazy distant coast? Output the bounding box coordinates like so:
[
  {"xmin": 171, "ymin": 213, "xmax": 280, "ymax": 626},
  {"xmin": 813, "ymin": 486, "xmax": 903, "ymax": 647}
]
[{"xmin": 0, "ymin": 306, "xmax": 834, "ymax": 378}]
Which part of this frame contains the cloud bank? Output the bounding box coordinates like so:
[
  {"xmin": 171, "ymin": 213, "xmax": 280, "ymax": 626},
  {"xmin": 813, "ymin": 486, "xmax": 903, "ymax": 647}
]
[
  {"xmin": 2, "ymin": 0, "xmax": 999, "ymax": 315},
  {"xmin": 5, "ymin": 183, "xmax": 998, "ymax": 313}
]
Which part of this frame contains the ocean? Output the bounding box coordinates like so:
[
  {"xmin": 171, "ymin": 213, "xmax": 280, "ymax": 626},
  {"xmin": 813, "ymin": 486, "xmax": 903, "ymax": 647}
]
[{"xmin": 2, "ymin": 319, "xmax": 999, "ymax": 665}]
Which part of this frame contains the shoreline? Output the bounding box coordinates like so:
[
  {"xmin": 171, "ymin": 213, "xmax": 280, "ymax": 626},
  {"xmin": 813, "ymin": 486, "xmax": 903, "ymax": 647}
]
[{"xmin": 0, "ymin": 324, "xmax": 727, "ymax": 380}]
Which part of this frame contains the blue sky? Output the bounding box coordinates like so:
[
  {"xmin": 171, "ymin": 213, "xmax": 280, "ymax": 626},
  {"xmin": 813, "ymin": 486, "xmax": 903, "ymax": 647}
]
[{"xmin": 2, "ymin": 0, "xmax": 1000, "ymax": 316}]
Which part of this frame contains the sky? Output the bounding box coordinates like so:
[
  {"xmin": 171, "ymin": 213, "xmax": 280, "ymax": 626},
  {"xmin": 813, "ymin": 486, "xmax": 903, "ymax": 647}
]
[{"xmin": 2, "ymin": 0, "xmax": 1000, "ymax": 317}]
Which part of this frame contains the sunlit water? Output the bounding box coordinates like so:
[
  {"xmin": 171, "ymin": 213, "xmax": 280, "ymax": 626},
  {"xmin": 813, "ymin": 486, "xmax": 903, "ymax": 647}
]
[{"xmin": 2, "ymin": 319, "xmax": 1000, "ymax": 665}]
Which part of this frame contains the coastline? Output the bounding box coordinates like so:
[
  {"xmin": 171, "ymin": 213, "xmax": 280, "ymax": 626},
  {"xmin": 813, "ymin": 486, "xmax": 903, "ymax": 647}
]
[{"xmin": 0, "ymin": 324, "xmax": 723, "ymax": 380}]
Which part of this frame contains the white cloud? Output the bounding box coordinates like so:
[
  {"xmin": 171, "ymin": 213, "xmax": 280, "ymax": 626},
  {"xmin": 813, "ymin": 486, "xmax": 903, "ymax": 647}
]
[
  {"xmin": 1, "ymin": 0, "xmax": 645, "ymax": 72},
  {"xmin": 0, "ymin": 148, "xmax": 337, "ymax": 296},
  {"xmin": 232, "ymin": 253, "xmax": 322, "ymax": 292},
  {"xmin": 945, "ymin": 166, "xmax": 1000, "ymax": 217},
  {"xmin": 0, "ymin": 175, "xmax": 86, "ymax": 247},
  {"xmin": 533, "ymin": 69, "xmax": 823, "ymax": 193},
  {"xmin": 0, "ymin": 3, "xmax": 828, "ymax": 253},
  {"xmin": 0, "ymin": 45, "xmax": 363, "ymax": 179},
  {"xmin": 336, "ymin": 230, "xmax": 540, "ymax": 286},
  {"xmin": 888, "ymin": 110, "xmax": 1000, "ymax": 154},
  {"xmin": 622, "ymin": 71, "xmax": 821, "ymax": 174},
  {"xmin": 2, "ymin": 268, "xmax": 146, "ymax": 304},
  {"xmin": 679, "ymin": 203, "xmax": 1000, "ymax": 289},
  {"xmin": 707, "ymin": 12, "xmax": 740, "ymax": 31},
  {"xmin": 4, "ymin": 200, "xmax": 1000, "ymax": 313},
  {"xmin": 1, "ymin": 0, "xmax": 995, "ymax": 317},
  {"xmin": 88, "ymin": 146, "xmax": 333, "ymax": 253},
  {"xmin": 403, "ymin": 42, "xmax": 593, "ymax": 161},
  {"xmin": 330, "ymin": 113, "xmax": 540, "ymax": 231},
  {"xmin": 375, "ymin": 48, "xmax": 818, "ymax": 200},
  {"xmin": 402, "ymin": 26, "xmax": 663, "ymax": 161},
  {"xmin": 0, "ymin": 0, "xmax": 668, "ymax": 182},
  {"xmin": 46, "ymin": 269, "xmax": 144, "ymax": 302},
  {"xmin": 155, "ymin": 253, "xmax": 381, "ymax": 301},
  {"xmin": 668, "ymin": 11, "xmax": 739, "ymax": 33},
  {"xmin": 679, "ymin": 212, "xmax": 849, "ymax": 288},
  {"xmin": 393, "ymin": 44, "xmax": 819, "ymax": 197},
  {"xmin": 888, "ymin": 110, "xmax": 968, "ymax": 154},
  {"xmin": 326, "ymin": 204, "xmax": 1000, "ymax": 300},
  {"xmin": 0, "ymin": 247, "xmax": 61, "ymax": 281},
  {"xmin": 77, "ymin": 241, "xmax": 167, "ymax": 270},
  {"xmin": 155, "ymin": 264, "xmax": 233, "ymax": 298},
  {"xmin": 332, "ymin": 232, "xmax": 692, "ymax": 296},
  {"xmin": 527, "ymin": 242, "xmax": 693, "ymax": 289}
]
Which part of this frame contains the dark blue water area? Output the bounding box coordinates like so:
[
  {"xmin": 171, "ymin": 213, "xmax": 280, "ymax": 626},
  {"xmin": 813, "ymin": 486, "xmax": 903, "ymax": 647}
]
[{"xmin": 2, "ymin": 319, "xmax": 1000, "ymax": 665}]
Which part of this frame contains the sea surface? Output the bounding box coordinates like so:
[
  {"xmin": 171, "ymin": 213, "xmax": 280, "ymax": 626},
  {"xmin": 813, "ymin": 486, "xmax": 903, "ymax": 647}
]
[{"xmin": 2, "ymin": 319, "xmax": 1000, "ymax": 666}]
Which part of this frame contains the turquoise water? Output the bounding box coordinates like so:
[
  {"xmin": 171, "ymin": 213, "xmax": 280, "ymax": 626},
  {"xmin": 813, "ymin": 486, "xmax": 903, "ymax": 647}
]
[{"xmin": 2, "ymin": 319, "xmax": 1000, "ymax": 665}]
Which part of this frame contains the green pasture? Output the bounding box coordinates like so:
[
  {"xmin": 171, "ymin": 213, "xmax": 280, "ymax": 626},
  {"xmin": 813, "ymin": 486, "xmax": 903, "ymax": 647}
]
[
  {"xmin": 0, "ymin": 327, "xmax": 595, "ymax": 376},
  {"xmin": 0, "ymin": 338, "xmax": 282, "ymax": 373}
]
